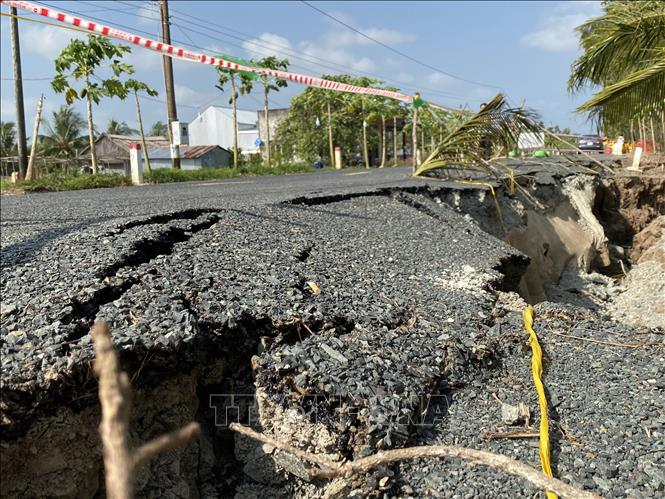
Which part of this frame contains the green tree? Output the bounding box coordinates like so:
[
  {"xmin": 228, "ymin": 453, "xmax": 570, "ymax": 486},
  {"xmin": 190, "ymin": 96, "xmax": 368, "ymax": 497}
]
[
  {"xmin": 569, "ymin": 1, "xmax": 665, "ymax": 136},
  {"xmin": 149, "ymin": 121, "xmax": 168, "ymax": 137},
  {"xmin": 125, "ymin": 80, "xmax": 159, "ymax": 173},
  {"xmin": 40, "ymin": 106, "xmax": 86, "ymax": 165},
  {"xmin": 106, "ymin": 119, "xmax": 135, "ymax": 135},
  {"xmin": 51, "ymin": 34, "xmax": 134, "ymax": 173},
  {"xmin": 216, "ymin": 64, "xmax": 255, "ymax": 168},
  {"xmin": 275, "ymin": 74, "xmax": 363, "ymax": 165},
  {"xmin": 0, "ymin": 121, "xmax": 16, "ymax": 158},
  {"xmin": 256, "ymin": 56, "xmax": 289, "ymax": 167},
  {"xmin": 345, "ymin": 77, "xmax": 381, "ymax": 168}
]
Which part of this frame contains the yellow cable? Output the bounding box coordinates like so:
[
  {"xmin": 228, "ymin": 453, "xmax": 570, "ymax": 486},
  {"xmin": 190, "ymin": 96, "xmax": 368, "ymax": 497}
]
[
  {"xmin": 522, "ymin": 306, "xmax": 558, "ymax": 499},
  {"xmin": 0, "ymin": 11, "xmax": 92, "ymax": 35}
]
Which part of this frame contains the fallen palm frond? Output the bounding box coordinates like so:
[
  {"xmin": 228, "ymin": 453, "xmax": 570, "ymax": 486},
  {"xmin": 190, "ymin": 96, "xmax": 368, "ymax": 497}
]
[
  {"xmin": 414, "ymin": 93, "xmax": 541, "ymax": 179},
  {"xmin": 93, "ymin": 322, "xmax": 200, "ymax": 499},
  {"xmin": 230, "ymin": 423, "xmax": 601, "ymax": 499}
]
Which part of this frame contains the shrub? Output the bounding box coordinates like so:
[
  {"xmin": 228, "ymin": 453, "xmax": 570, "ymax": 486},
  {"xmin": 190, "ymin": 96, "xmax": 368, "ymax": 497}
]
[
  {"xmin": 145, "ymin": 163, "xmax": 325, "ymax": 184},
  {"xmin": 2, "ymin": 173, "xmax": 131, "ymax": 193}
]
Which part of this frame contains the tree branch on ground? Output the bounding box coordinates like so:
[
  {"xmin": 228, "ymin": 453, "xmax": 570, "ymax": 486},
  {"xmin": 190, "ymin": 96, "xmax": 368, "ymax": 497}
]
[
  {"xmin": 229, "ymin": 422, "xmax": 601, "ymax": 499},
  {"xmin": 93, "ymin": 322, "xmax": 200, "ymax": 499}
]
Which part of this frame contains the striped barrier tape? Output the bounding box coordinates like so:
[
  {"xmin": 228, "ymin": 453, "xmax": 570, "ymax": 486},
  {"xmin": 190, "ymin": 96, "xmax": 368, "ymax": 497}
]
[
  {"xmin": 522, "ymin": 306, "xmax": 558, "ymax": 499},
  {"xmin": 0, "ymin": 0, "xmax": 460, "ymax": 112}
]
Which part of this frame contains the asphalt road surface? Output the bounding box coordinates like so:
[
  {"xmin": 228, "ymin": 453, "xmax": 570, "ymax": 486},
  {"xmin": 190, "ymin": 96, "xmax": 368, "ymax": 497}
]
[{"xmin": 1, "ymin": 165, "xmax": 663, "ymax": 498}]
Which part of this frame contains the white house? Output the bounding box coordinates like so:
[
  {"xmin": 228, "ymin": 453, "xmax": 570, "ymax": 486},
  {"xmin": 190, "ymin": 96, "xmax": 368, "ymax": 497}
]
[{"xmin": 187, "ymin": 106, "xmax": 260, "ymax": 155}]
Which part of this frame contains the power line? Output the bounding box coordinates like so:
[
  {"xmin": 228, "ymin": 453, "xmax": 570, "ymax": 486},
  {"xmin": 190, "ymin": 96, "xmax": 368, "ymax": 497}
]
[
  {"xmin": 38, "ymin": 0, "xmax": 474, "ymax": 104},
  {"xmin": 148, "ymin": 1, "xmax": 475, "ymax": 102},
  {"xmin": 300, "ymin": 0, "xmax": 502, "ymax": 91}
]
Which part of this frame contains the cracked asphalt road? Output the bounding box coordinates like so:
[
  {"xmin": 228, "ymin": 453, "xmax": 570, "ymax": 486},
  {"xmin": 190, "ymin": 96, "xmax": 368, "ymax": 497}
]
[{"xmin": 1, "ymin": 165, "xmax": 663, "ymax": 498}]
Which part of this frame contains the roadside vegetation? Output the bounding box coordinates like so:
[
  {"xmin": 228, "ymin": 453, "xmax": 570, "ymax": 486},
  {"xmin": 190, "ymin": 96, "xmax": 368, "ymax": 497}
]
[
  {"xmin": 1, "ymin": 172, "xmax": 131, "ymax": 193},
  {"xmin": 0, "ymin": 163, "xmax": 328, "ymax": 193}
]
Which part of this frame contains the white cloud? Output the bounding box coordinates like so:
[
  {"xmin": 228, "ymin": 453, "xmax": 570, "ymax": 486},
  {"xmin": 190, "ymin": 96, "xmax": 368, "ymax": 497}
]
[
  {"xmin": 242, "ymin": 15, "xmax": 413, "ymax": 76},
  {"xmin": 520, "ymin": 1, "xmax": 602, "ymax": 52},
  {"xmin": 174, "ymin": 84, "xmax": 216, "ymax": 108},
  {"xmin": 22, "ymin": 25, "xmax": 85, "ymax": 60},
  {"xmin": 242, "ymin": 33, "xmax": 293, "ymax": 60},
  {"xmin": 322, "ymin": 28, "xmax": 415, "ymax": 48}
]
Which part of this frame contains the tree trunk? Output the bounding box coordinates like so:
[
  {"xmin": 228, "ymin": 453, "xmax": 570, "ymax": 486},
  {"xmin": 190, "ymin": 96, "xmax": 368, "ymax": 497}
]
[
  {"xmin": 650, "ymin": 115, "xmax": 657, "ymax": 153},
  {"xmin": 660, "ymin": 111, "xmax": 665, "ymax": 151},
  {"xmin": 264, "ymin": 84, "xmax": 271, "ymax": 167},
  {"xmin": 25, "ymin": 93, "xmax": 43, "ymax": 181},
  {"xmin": 85, "ymin": 78, "xmax": 98, "ymax": 174},
  {"xmin": 420, "ymin": 129, "xmax": 425, "ymax": 159},
  {"xmin": 231, "ymin": 76, "xmax": 238, "ymax": 168},
  {"xmin": 135, "ymin": 91, "xmax": 151, "ymax": 174},
  {"xmin": 393, "ymin": 116, "xmax": 398, "ymax": 167},
  {"xmin": 380, "ymin": 115, "xmax": 386, "ymax": 168},
  {"xmin": 412, "ymin": 107, "xmax": 418, "ymax": 174},
  {"xmin": 362, "ymin": 99, "xmax": 369, "ymax": 168},
  {"xmin": 327, "ymin": 102, "xmax": 334, "ymax": 168},
  {"xmin": 639, "ymin": 116, "xmax": 646, "ymax": 149}
]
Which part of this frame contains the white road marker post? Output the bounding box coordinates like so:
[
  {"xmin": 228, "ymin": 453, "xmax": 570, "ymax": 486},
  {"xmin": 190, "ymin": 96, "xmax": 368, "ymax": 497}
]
[
  {"xmin": 334, "ymin": 146, "xmax": 342, "ymax": 169},
  {"xmin": 130, "ymin": 143, "xmax": 144, "ymax": 185},
  {"xmin": 630, "ymin": 146, "xmax": 643, "ymax": 171}
]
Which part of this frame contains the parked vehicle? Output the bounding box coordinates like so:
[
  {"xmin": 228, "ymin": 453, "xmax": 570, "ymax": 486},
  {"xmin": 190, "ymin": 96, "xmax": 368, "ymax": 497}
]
[{"xmin": 577, "ymin": 134, "xmax": 604, "ymax": 152}]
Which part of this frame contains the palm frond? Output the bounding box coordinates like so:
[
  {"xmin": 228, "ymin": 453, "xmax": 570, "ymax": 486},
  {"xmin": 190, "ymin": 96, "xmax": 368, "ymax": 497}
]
[
  {"xmin": 414, "ymin": 94, "xmax": 541, "ymax": 178},
  {"xmin": 568, "ymin": 2, "xmax": 665, "ymax": 91},
  {"xmin": 577, "ymin": 53, "xmax": 665, "ymax": 123}
]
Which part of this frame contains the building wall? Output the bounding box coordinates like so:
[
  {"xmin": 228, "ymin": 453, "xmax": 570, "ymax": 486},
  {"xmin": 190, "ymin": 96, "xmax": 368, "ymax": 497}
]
[
  {"xmin": 150, "ymin": 158, "xmax": 202, "ymax": 170},
  {"xmin": 257, "ymin": 108, "xmax": 290, "ymax": 159},
  {"xmin": 145, "ymin": 149, "xmax": 231, "ymax": 170},
  {"xmin": 188, "ymin": 107, "xmax": 260, "ymax": 154}
]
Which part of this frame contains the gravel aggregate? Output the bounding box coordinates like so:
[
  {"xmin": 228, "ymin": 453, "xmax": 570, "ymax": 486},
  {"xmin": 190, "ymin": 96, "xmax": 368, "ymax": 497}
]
[{"xmin": 1, "ymin": 164, "xmax": 663, "ymax": 498}]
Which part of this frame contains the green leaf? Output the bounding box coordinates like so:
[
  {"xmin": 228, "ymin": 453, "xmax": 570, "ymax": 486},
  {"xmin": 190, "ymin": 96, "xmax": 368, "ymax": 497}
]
[{"xmin": 65, "ymin": 87, "xmax": 79, "ymax": 105}]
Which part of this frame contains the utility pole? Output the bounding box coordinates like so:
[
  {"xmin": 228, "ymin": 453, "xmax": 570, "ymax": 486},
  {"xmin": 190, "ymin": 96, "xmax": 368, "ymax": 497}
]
[
  {"xmin": 10, "ymin": 7, "xmax": 28, "ymax": 179},
  {"xmin": 159, "ymin": 0, "xmax": 180, "ymax": 169}
]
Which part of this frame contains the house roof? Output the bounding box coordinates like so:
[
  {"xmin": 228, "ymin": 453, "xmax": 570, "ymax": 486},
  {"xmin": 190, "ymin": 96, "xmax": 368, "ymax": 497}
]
[
  {"xmin": 79, "ymin": 133, "xmax": 170, "ymax": 155},
  {"xmin": 146, "ymin": 145, "xmax": 228, "ymax": 159}
]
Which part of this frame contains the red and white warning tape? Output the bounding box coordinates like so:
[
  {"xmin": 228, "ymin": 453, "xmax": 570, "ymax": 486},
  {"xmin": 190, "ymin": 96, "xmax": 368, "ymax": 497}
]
[{"xmin": 2, "ymin": 0, "xmax": 460, "ymax": 110}]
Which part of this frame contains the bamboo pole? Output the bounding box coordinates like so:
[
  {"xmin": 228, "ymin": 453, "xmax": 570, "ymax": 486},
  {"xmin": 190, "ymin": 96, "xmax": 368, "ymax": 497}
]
[
  {"xmin": 134, "ymin": 91, "xmax": 151, "ymax": 174},
  {"xmin": 25, "ymin": 93, "xmax": 43, "ymax": 181},
  {"xmin": 650, "ymin": 115, "xmax": 657, "ymax": 153},
  {"xmin": 412, "ymin": 107, "xmax": 418, "ymax": 173}
]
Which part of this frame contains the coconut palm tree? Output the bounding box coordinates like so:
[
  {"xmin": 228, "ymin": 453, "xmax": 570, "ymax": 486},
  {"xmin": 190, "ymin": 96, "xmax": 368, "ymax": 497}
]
[
  {"xmin": 40, "ymin": 106, "xmax": 87, "ymax": 162},
  {"xmin": 0, "ymin": 121, "xmax": 16, "ymax": 158},
  {"xmin": 569, "ymin": 1, "xmax": 665, "ymax": 132},
  {"xmin": 149, "ymin": 121, "xmax": 168, "ymax": 137},
  {"xmin": 106, "ymin": 119, "xmax": 135, "ymax": 136}
]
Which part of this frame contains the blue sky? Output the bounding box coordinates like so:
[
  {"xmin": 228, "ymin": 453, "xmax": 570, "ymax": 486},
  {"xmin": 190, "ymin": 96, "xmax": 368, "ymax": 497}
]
[{"xmin": 0, "ymin": 0, "xmax": 603, "ymax": 134}]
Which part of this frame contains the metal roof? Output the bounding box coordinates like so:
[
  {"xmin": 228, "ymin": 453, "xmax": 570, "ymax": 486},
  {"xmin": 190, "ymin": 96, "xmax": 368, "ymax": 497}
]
[{"xmin": 146, "ymin": 145, "xmax": 228, "ymax": 159}]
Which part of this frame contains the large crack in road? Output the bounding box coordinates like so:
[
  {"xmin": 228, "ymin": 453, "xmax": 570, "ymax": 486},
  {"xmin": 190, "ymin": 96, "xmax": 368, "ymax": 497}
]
[{"xmin": 1, "ymin": 163, "xmax": 663, "ymax": 498}]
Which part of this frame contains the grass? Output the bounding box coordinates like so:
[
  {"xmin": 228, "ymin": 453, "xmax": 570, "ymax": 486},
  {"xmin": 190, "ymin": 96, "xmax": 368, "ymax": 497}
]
[
  {"xmin": 0, "ymin": 163, "xmax": 329, "ymax": 194},
  {"xmin": 144, "ymin": 163, "xmax": 326, "ymax": 183},
  {"xmin": 1, "ymin": 173, "xmax": 131, "ymax": 193}
]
